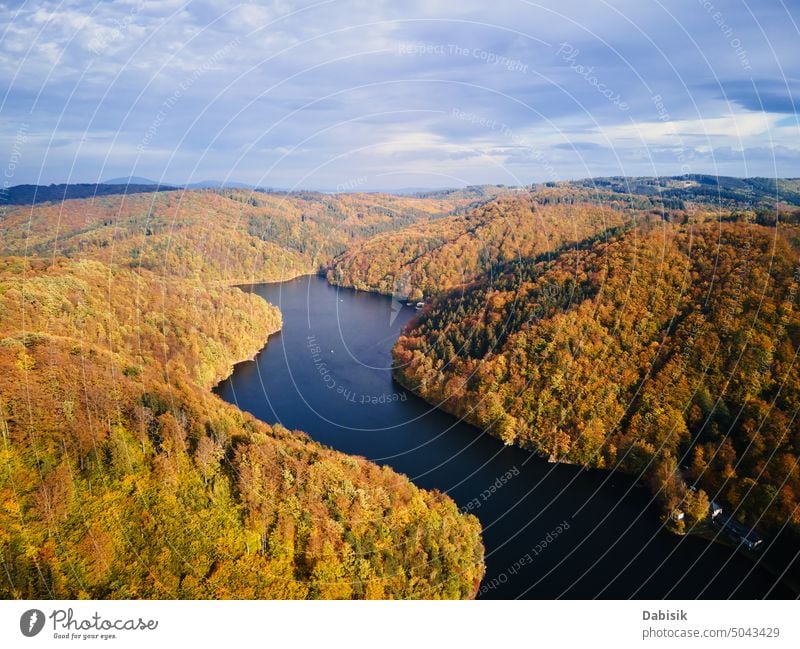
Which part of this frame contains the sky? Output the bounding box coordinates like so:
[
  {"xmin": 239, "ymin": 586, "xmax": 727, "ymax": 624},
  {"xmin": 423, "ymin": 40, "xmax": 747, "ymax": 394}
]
[{"xmin": 1, "ymin": 0, "xmax": 799, "ymax": 190}]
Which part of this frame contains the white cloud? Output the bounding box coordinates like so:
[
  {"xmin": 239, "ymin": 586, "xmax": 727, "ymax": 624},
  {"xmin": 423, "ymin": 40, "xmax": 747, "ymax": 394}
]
[
  {"xmin": 599, "ymin": 112, "xmax": 779, "ymax": 143},
  {"xmin": 1, "ymin": 0, "xmax": 798, "ymax": 185}
]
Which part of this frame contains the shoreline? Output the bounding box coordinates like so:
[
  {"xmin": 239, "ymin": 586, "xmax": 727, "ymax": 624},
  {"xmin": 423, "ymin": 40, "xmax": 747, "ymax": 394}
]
[
  {"xmin": 208, "ymin": 321, "xmax": 283, "ymax": 391},
  {"xmin": 217, "ymin": 269, "xmax": 317, "ymax": 289},
  {"xmin": 392, "ymin": 366, "xmax": 800, "ymax": 597},
  {"xmin": 216, "ymin": 274, "xmax": 798, "ymax": 598},
  {"xmin": 212, "ymin": 276, "xmax": 486, "ymax": 598},
  {"xmin": 207, "ymin": 273, "xmax": 318, "ymax": 390}
]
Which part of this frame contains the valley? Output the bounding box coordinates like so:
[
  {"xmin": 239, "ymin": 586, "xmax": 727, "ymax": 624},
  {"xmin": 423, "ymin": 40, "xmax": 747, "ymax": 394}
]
[{"xmin": 2, "ymin": 176, "xmax": 799, "ymax": 598}]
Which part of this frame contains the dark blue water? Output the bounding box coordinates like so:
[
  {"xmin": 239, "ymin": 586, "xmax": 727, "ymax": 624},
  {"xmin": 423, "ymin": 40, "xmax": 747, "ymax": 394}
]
[{"xmin": 215, "ymin": 275, "xmax": 794, "ymax": 599}]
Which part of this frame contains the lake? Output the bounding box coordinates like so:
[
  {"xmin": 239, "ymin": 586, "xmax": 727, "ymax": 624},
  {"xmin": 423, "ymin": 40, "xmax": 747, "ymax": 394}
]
[{"xmin": 214, "ymin": 275, "xmax": 794, "ymax": 598}]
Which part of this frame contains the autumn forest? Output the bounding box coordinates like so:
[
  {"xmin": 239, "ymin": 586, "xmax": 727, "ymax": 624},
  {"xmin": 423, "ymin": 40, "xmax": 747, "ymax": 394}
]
[{"xmin": 2, "ymin": 176, "xmax": 800, "ymax": 598}]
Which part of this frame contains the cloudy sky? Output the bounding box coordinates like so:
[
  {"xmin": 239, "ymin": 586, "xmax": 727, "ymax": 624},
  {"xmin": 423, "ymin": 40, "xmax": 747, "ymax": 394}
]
[{"xmin": 1, "ymin": 0, "xmax": 798, "ymax": 189}]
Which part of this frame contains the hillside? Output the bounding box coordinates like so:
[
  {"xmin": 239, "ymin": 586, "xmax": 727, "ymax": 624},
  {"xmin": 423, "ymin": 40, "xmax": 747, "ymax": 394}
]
[
  {"xmin": 393, "ymin": 217, "xmax": 800, "ymax": 538},
  {"xmin": 326, "ymin": 188, "xmax": 666, "ymax": 299},
  {"xmin": 6, "ymin": 178, "xmax": 800, "ymax": 599},
  {"xmin": 0, "ymin": 255, "xmax": 484, "ymax": 598},
  {"xmin": 0, "ymin": 188, "xmax": 484, "ymax": 284},
  {"xmin": 0, "ymin": 182, "xmax": 180, "ymax": 207},
  {"xmin": 570, "ymin": 175, "xmax": 800, "ymax": 211}
]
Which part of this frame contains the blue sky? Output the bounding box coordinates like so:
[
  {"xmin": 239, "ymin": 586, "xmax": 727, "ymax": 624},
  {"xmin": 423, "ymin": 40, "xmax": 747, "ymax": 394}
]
[{"xmin": 1, "ymin": 0, "xmax": 799, "ymax": 189}]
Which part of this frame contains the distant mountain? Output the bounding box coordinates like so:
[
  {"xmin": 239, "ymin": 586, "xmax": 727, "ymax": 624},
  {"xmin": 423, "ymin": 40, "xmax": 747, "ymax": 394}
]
[
  {"xmin": 362, "ymin": 186, "xmax": 455, "ymax": 196},
  {"xmin": 105, "ymin": 177, "xmax": 261, "ymax": 190},
  {"xmin": 0, "ymin": 182, "xmax": 179, "ymax": 207},
  {"xmin": 103, "ymin": 175, "xmax": 164, "ymax": 185},
  {"xmin": 7, "ymin": 175, "xmax": 800, "ymax": 209},
  {"xmin": 567, "ymin": 174, "xmax": 800, "ymax": 209},
  {"xmin": 184, "ymin": 180, "xmax": 261, "ymax": 190},
  {"xmin": 409, "ymin": 184, "xmax": 516, "ymax": 199}
]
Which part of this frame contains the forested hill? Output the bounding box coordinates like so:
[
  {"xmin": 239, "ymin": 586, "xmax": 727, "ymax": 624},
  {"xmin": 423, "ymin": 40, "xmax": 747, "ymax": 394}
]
[
  {"xmin": 5, "ymin": 177, "xmax": 800, "ymax": 599},
  {"xmin": 568, "ymin": 175, "xmax": 800, "ymax": 211},
  {"xmin": 394, "ymin": 218, "xmax": 800, "ymax": 538},
  {"xmin": 326, "ymin": 178, "xmax": 800, "ymax": 302},
  {"xmin": 0, "ymin": 188, "xmax": 490, "ymax": 283},
  {"xmin": 0, "ymin": 189, "xmax": 486, "ymax": 598},
  {"xmin": 0, "ymin": 182, "xmax": 179, "ymax": 206},
  {"xmin": 325, "ymin": 187, "xmax": 674, "ymax": 299}
]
